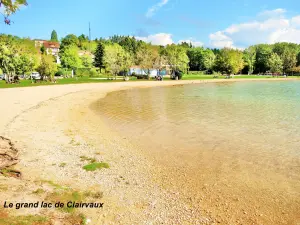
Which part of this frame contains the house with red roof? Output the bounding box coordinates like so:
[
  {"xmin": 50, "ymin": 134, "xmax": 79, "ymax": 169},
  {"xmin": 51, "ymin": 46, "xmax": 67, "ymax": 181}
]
[{"xmin": 34, "ymin": 40, "xmax": 60, "ymax": 63}]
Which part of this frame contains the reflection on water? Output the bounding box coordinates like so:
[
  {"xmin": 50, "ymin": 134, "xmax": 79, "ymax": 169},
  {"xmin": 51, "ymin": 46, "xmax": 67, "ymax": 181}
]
[{"xmin": 95, "ymin": 81, "xmax": 300, "ymax": 224}]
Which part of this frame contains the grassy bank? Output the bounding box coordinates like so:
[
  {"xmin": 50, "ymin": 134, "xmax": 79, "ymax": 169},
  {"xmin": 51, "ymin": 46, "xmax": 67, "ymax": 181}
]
[{"xmin": 1, "ymin": 75, "xmax": 299, "ymax": 89}]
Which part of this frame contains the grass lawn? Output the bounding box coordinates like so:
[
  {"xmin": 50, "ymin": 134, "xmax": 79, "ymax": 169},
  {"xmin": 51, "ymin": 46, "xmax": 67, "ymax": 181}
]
[
  {"xmin": 0, "ymin": 76, "xmax": 126, "ymax": 88},
  {"xmin": 0, "ymin": 75, "xmax": 299, "ymax": 89}
]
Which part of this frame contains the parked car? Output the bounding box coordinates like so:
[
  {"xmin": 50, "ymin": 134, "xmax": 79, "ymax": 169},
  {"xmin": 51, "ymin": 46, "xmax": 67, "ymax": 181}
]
[
  {"xmin": 0, "ymin": 74, "xmax": 5, "ymax": 80},
  {"xmin": 30, "ymin": 72, "xmax": 41, "ymax": 80}
]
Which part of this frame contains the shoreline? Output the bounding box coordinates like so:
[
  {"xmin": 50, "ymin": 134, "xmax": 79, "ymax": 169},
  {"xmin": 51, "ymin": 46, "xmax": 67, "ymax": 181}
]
[
  {"xmin": 1, "ymin": 78, "xmax": 299, "ymax": 224},
  {"xmin": 1, "ymin": 77, "xmax": 298, "ymax": 135}
]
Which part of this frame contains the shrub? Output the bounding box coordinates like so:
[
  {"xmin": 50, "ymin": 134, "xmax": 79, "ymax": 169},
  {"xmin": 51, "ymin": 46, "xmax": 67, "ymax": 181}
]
[
  {"xmin": 83, "ymin": 162, "xmax": 109, "ymax": 171},
  {"xmin": 171, "ymin": 70, "xmax": 183, "ymax": 80},
  {"xmin": 75, "ymin": 68, "xmax": 99, "ymax": 77},
  {"xmin": 55, "ymin": 70, "xmax": 64, "ymax": 76},
  {"xmin": 89, "ymin": 68, "xmax": 98, "ymax": 77}
]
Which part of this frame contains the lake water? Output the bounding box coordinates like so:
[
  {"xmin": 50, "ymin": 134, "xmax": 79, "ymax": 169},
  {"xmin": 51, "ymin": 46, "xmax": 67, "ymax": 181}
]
[{"xmin": 95, "ymin": 81, "xmax": 300, "ymax": 224}]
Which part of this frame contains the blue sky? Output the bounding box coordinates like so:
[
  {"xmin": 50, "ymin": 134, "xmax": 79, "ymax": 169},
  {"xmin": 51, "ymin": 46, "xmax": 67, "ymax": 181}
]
[{"xmin": 1, "ymin": 0, "xmax": 300, "ymax": 48}]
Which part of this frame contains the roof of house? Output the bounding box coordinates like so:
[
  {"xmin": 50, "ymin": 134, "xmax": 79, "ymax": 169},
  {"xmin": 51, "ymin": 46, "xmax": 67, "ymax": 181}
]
[{"xmin": 43, "ymin": 41, "xmax": 60, "ymax": 49}]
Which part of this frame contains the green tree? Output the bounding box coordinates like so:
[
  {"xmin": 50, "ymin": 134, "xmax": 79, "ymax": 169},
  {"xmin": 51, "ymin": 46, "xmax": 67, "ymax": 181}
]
[
  {"xmin": 273, "ymin": 43, "xmax": 298, "ymax": 72},
  {"xmin": 80, "ymin": 55, "xmax": 93, "ymax": 68},
  {"xmin": 179, "ymin": 41, "xmax": 192, "ymax": 49},
  {"xmin": 0, "ymin": 34, "xmax": 39, "ymax": 81},
  {"xmin": 78, "ymin": 34, "xmax": 89, "ymax": 48},
  {"xmin": 78, "ymin": 34, "xmax": 89, "ymax": 43},
  {"xmin": 14, "ymin": 54, "xmax": 37, "ymax": 75},
  {"xmin": 214, "ymin": 48, "xmax": 244, "ymax": 74},
  {"xmin": 60, "ymin": 34, "xmax": 79, "ymax": 49},
  {"xmin": 281, "ymin": 50, "xmax": 297, "ymax": 73},
  {"xmin": 51, "ymin": 30, "xmax": 58, "ymax": 42},
  {"xmin": 162, "ymin": 44, "xmax": 189, "ymax": 73},
  {"xmin": 94, "ymin": 42, "xmax": 105, "ymax": 72},
  {"xmin": 59, "ymin": 46, "xmax": 82, "ymax": 69},
  {"xmin": 254, "ymin": 44, "xmax": 273, "ymax": 73},
  {"xmin": 136, "ymin": 44, "xmax": 158, "ymax": 78},
  {"xmin": 37, "ymin": 55, "xmax": 58, "ymax": 80},
  {"xmin": 202, "ymin": 49, "xmax": 216, "ymax": 71},
  {"xmin": 243, "ymin": 46, "xmax": 256, "ymax": 74},
  {"xmin": 104, "ymin": 43, "xmax": 132, "ymax": 79},
  {"xmin": 40, "ymin": 45, "xmax": 46, "ymax": 55},
  {"xmin": 297, "ymin": 52, "xmax": 300, "ymax": 66},
  {"xmin": 267, "ymin": 53, "xmax": 283, "ymax": 73},
  {"xmin": 0, "ymin": 43, "xmax": 17, "ymax": 81},
  {"xmin": 187, "ymin": 47, "xmax": 205, "ymax": 71}
]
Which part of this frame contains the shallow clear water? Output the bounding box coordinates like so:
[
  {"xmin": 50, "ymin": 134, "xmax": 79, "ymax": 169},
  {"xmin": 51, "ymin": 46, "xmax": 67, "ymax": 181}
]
[{"xmin": 95, "ymin": 81, "xmax": 300, "ymax": 224}]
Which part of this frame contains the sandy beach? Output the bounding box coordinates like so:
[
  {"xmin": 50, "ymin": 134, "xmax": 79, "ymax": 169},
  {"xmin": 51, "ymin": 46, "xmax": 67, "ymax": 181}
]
[{"xmin": 0, "ymin": 78, "xmax": 299, "ymax": 224}]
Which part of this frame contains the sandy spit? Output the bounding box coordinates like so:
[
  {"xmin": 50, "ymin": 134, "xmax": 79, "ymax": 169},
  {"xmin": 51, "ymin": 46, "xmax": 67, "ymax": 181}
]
[{"xmin": 0, "ymin": 78, "xmax": 298, "ymax": 225}]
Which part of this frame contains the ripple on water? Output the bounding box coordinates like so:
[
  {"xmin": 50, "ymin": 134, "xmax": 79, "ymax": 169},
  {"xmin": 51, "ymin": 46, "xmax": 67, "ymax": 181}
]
[{"xmin": 94, "ymin": 81, "xmax": 300, "ymax": 224}]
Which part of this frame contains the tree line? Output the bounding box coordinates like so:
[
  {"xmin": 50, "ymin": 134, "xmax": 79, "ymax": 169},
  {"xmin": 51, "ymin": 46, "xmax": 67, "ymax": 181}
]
[
  {"xmin": 1, "ymin": 1, "xmax": 300, "ymax": 79},
  {"xmin": 90, "ymin": 36, "xmax": 300, "ymax": 77},
  {"xmin": 184, "ymin": 42, "xmax": 300, "ymax": 75},
  {"xmin": 2, "ymin": 32, "xmax": 300, "ymax": 82}
]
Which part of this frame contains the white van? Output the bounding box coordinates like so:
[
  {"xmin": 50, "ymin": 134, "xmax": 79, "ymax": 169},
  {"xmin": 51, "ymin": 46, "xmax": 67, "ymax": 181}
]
[{"xmin": 30, "ymin": 72, "xmax": 41, "ymax": 80}]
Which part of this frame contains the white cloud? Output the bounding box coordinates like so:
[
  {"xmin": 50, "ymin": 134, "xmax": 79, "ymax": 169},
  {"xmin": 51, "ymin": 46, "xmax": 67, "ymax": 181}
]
[
  {"xmin": 136, "ymin": 33, "xmax": 203, "ymax": 46},
  {"xmin": 136, "ymin": 33, "xmax": 173, "ymax": 45},
  {"xmin": 178, "ymin": 39, "xmax": 203, "ymax": 47},
  {"xmin": 291, "ymin": 15, "xmax": 300, "ymax": 27},
  {"xmin": 209, "ymin": 9, "xmax": 300, "ymax": 48},
  {"xmin": 258, "ymin": 8, "xmax": 286, "ymax": 18},
  {"xmin": 269, "ymin": 28, "xmax": 300, "ymax": 43},
  {"xmin": 209, "ymin": 31, "xmax": 235, "ymax": 48},
  {"xmin": 146, "ymin": 0, "xmax": 169, "ymax": 18}
]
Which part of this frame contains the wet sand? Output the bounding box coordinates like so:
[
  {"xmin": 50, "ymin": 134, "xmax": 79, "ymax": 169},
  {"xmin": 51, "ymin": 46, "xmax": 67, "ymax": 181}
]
[{"xmin": 0, "ymin": 78, "xmax": 299, "ymax": 224}]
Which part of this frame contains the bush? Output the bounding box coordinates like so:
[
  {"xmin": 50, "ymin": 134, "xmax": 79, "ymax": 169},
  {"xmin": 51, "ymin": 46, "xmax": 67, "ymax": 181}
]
[
  {"xmin": 83, "ymin": 162, "xmax": 109, "ymax": 171},
  {"xmin": 89, "ymin": 68, "xmax": 98, "ymax": 77},
  {"xmin": 55, "ymin": 70, "xmax": 64, "ymax": 76},
  {"xmin": 75, "ymin": 68, "xmax": 99, "ymax": 77},
  {"xmin": 171, "ymin": 70, "xmax": 183, "ymax": 80}
]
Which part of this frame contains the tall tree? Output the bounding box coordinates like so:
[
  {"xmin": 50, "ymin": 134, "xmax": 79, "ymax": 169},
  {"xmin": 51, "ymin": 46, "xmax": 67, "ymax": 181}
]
[
  {"xmin": 136, "ymin": 44, "xmax": 158, "ymax": 78},
  {"xmin": 0, "ymin": 43, "xmax": 17, "ymax": 80},
  {"xmin": 51, "ymin": 30, "xmax": 58, "ymax": 42},
  {"xmin": 297, "ymin": 52, "xmax": 300, "ymax": 66},
  {"xmin": 202, "ymin": 49, "xmax": 216, "ymax": 71},
  {"xmin": 78, "ymin": 34, "xmax": 89, "ymax": 48},
  {"xmin": 243, "ymin": 46, "xmax": 256, "ymax": 74},
  {"xmin": 267, "ymin": 53, "xmax": 283, "ymax": 73},
  {"xmin": 187, "ymin": 47, "xmax": 205, "ymax": 71},
  {"xmin": 162, "ymin": 44, "xmax": 189, "ymax": 73},
  {"xmin": 94, "ymin": 42, "xmax": 105, "ymax": 72},
  {"xmin": 214, "ymin": 48, "xmax": 244, "ymax": 74},
  {"xmin": 104, "ymin": 43, "xmax": 132, "ymax": 79},
  {"xmin": 281, "ymin": 50, "xmax": 297, "ymax": 73},
  {"xmin": 254, "ymin": 44, "xmax": 273, "ymax": 73},
  {"xmin": 14, "ymin": 54, "xmax": 37, "ymax": 75},
  {"xmin": 60, "ymin": 34, "xmax": 79, "ymax": 49},
  {"xmin": 59, "ymin": 45, "xmax": 82, "ymax": 69},
  {"xmin": 37, "ymin": 55, "xmax": 58, "ymax": 80}
]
